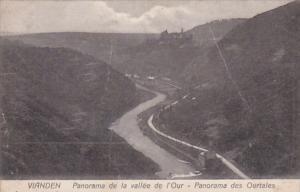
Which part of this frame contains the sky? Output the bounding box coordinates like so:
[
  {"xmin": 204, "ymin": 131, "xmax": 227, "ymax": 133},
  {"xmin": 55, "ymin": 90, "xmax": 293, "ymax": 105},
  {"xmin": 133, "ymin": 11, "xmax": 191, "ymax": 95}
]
[{"xmin": 0, "ymin": 0, "xmax": 293, "ymax": 34}]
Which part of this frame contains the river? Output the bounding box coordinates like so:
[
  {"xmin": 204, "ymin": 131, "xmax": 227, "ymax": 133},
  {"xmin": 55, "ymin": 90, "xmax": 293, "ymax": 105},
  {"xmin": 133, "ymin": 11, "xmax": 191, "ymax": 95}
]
[{"xmin": 109, "ymin": 84, "xmax": 195, "ymax": 178}]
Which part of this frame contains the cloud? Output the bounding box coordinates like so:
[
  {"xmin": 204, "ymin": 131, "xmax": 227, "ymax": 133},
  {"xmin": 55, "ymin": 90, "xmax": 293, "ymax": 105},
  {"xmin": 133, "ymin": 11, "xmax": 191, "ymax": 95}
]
[{"xmin": 0, "ymin": 0, "xmax": 292, "ymax": 34}]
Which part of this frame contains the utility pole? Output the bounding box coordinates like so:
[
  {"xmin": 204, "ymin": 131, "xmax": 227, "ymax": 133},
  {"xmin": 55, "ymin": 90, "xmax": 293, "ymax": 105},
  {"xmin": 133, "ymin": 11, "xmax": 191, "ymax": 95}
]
[
  {"xmin": 209, "ymin": 27, "xmax": 251, "ymax": 113},
  {"xmin": 295, "ymin": 60, "xmax": 300, "ymax": 172},
  {"xmin": 108, "ymin": 40, "xmax": 113, "ymax": 171}
]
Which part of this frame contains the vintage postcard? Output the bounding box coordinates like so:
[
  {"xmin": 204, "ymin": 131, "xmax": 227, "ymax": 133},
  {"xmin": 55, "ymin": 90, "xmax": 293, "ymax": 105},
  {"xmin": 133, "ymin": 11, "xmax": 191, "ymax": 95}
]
[{"xmin": 0, "ymin": 0, "xmax": 299, "ymax": 191}]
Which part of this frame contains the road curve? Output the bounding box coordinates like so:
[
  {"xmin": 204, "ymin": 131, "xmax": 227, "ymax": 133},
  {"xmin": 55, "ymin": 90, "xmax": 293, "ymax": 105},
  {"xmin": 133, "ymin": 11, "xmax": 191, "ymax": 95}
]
[
  {"xmin": 147, "ymin": 115, "xmax": 250, "ymax": 179},
  {"xmin": 109, "ymin": 84, "xmax": 196, "ymax": 178}
]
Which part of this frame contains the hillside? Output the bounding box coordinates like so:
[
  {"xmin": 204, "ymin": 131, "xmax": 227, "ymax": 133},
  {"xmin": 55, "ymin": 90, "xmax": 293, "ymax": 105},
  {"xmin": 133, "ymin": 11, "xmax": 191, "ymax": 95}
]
[
  {"xmin": 158, "ymin": 1, "xmax": 300, "ymax": 177},
  {"xmin": 112, "ymin": 19, "xmax": 245, "ymax": 82},
  {"xmin": 6, "ymin": 20, "xmax": 245, "ymax": 83},
  {"xmin": 0, "ymin": 39, "xmax": 159, "ymax": 178},
  {"xmin": 186, "ymin": 19, "xmax": 246, "ymax": 47},
  {"xmin": 6, "ymin": 32, "xmax": 158, "ymax": 65}
]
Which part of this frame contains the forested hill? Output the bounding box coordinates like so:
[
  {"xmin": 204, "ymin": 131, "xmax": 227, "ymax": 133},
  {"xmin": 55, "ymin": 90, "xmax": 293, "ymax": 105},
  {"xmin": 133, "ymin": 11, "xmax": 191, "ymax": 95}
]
[
  {"xmin": 159, "ymin": 1, "xmax": 300, "ymax": 177},
  {"xmin": 215, "ymin": 1, "xmax": 300, "ymax": 176},
  {"xmin": 0, "ymin": 39, "xmax": 158, "ymax": 178},
  {"xmin": 111, "ymin": 19, "xmax": 245, "ymax": 82},
  {"xmin": 6, "ymin": 20, "xmax": 245, "ymax": 83},
  {"xmin": 6, "ymin": 32, "xmax": 158, "ymax": 65}
]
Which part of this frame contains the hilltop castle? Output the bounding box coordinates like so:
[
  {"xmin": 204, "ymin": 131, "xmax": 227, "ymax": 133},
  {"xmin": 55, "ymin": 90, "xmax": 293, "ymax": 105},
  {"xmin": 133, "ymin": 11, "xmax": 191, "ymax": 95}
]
[{"xmin": 159, "ymin": 28, "xmax": 193, "ymax": 45}]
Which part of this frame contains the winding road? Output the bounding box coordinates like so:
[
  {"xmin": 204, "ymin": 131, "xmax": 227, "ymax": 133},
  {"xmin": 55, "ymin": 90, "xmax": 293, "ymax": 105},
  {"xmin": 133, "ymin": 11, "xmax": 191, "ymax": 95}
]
[
  {"xmin": 110, "ymin": 84, "xmax": 249, "ymax": 179},
  {"xmin": 148, "ymin": 115, "xmax": 250, "ymax": 179}
]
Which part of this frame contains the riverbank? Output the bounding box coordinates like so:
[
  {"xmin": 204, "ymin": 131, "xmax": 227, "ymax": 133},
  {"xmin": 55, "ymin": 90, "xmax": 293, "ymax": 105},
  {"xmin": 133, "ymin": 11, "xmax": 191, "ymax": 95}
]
[
  {"xmin": 136, "ymin": 85, "xmax": 247, "ymax": 179},
  {"xmin": 110, "ymin": 85, "xmax": 196, "ymax": 179}
]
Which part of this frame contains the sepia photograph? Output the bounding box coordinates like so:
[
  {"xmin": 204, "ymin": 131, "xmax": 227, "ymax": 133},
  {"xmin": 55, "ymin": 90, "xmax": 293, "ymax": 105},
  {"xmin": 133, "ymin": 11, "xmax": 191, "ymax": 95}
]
[{"xmin": 0, "ymin": 0, "xmax": 299, "ymax": 180}]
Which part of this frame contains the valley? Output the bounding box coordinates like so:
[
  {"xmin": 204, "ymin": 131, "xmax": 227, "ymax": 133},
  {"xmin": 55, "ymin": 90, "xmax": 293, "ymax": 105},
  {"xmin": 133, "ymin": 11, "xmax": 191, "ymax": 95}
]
[{"xmin": 1, "ymin": 0, "xmax": 299, "ymax": 179}]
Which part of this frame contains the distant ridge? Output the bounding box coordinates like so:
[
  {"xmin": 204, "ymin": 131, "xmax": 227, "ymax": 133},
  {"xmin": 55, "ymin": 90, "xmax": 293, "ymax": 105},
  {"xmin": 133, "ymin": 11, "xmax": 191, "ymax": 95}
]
[
  {"xmin": 5, "ymin": 32, "xmax": 159, "ymax": 64},
  {"xmin": 110, "ymin": 18, "xmax": 246, "ymax": 81}
]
